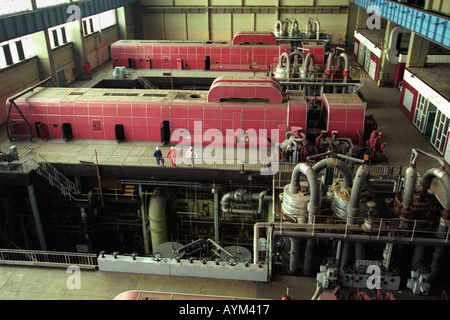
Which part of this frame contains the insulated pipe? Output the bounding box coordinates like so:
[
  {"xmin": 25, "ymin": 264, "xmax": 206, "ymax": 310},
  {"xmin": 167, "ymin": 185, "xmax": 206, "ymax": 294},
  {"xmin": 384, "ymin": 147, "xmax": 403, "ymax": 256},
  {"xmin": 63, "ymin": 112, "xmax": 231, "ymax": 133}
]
[
  {"xmin": 314, "ymin": 20, "xmax": 320, "ymax": 40},
  {"xmin": 289, "ymin": 238, "xmax": 302, "ymax": 273},
  {"xmin": 279, "ymin": 52, "xmax": 290, "ymax": 69},
  {"xmin": 325, "ymin": 52, "xmax": 333, "ymax": 77},
  {"xmin": 420, "ymin": 167, "xmax": 450, "ymax": 237},
  {"xmin": 401, "ymin": 167, "xmax": 418, "ymax": 208},
  {"xmin": 148, "ymin": 188, "xmax": 168, "ymax": 253},
  {"xmin": 305, "ymin": 19, "xmax": 312, "ymax": 38},
  {"xmin": 289, "ymin": 50, "xmax": 306, "ymax": 69},
  {"xmin": 288, "ymin": 162, "xmax": 320, "ymax": 275},
  {"xmin": 274, "ymin": 20, "xmax": 283, "ymax": 37},
  {"xmin": 221, "ymin": 190, "xmax": 271, "ymax": 215},
  {"xmin": 301, "ymin": 52, "xmax": 315, "ymax": 80},
  {"xmin": 312, "ymin": 157, "xmax": 353, "ymax": 189},
  {"xmin": 289, "ymin": 19, "xmax": 299, "ymax": 37},
  {"xmin": 337, "ymin": 52, "xmax": 349, "ymax": 82},
  {"xmin": 347, "ymin": 164, "xmax": 370, "ymax": 225},
  {"xmin": 289, "ymin": 163, "xmax": 321, "ymax": 215}
]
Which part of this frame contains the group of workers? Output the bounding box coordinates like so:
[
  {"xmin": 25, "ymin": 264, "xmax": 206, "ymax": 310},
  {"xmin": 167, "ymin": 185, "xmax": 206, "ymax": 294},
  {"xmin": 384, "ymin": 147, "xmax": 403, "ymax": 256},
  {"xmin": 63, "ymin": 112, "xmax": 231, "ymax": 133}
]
[{"xmin": 152, "ymin": 146, "xmax": 198, "ymax": 167}]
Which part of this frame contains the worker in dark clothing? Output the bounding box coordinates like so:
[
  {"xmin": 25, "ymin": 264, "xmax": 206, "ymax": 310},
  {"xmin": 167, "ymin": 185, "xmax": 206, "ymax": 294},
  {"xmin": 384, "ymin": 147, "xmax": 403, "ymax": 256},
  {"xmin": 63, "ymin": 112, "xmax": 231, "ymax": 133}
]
[{"xmin": 153, "ymin": 146, "xmax": 164, "ymax": 166}]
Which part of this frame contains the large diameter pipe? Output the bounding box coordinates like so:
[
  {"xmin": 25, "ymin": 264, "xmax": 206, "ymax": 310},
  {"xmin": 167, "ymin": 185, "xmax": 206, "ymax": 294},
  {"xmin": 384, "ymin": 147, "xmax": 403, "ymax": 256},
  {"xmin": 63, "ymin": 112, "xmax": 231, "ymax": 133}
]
[
  {"xmin": 314, "ymin": 20, "xmax": 320, "ymax": 40},
  {"xmin": 301, "ymin": 52, "xmax": 315, "ymax": 80},
  {"xmin": 148, "ymin": 188, "xmax": 168, "ymax": 253},
  {"xmin": 347, "ymin": 164, "xmax": 370, "ymax": 225},
  {"xmin": 401, "ymin": 167, "xmax": 418, "ymax": 208},
  {"xmin": 312, "ymin": 157, "xmax": 353, "ymax": 189}
]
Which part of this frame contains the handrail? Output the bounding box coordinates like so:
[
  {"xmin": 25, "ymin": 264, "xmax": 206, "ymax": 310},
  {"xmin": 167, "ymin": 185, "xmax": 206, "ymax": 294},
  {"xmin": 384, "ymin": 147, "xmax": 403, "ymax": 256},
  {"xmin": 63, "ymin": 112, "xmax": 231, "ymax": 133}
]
[{"xmin": 0, "ymin": 248, "xmax": 98, "ymax": 269}]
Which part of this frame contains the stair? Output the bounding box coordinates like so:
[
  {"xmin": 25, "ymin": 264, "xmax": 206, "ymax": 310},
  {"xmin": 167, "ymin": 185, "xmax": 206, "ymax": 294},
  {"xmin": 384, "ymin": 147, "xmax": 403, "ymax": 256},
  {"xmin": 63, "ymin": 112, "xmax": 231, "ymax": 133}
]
[
  {"xmin": 137, "ymin": 76, "xmax": 157, "ymax": 90},
  {"xmin": 35, "ymin": 159, "xmax": 80, "ymax": 200}
]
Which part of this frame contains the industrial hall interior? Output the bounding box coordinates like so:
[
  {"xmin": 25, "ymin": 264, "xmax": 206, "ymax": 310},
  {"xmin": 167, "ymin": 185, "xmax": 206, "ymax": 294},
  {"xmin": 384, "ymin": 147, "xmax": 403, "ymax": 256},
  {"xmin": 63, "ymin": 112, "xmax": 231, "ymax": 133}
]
[{"xmin": 0, "ymin": 0, "xmax": 449, "ymax": 301}]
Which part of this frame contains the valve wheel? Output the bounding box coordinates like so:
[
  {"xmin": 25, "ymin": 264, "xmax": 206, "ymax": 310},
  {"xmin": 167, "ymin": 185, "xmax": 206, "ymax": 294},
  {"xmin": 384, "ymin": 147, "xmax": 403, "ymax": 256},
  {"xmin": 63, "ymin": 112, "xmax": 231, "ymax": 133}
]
[
  {"xmin": 152, "ymin": 252, "xmax": 163, "ymax": 262},
  {"xmin": 226, "ymin": 256, "xmax": 239, "ymax": 266}
]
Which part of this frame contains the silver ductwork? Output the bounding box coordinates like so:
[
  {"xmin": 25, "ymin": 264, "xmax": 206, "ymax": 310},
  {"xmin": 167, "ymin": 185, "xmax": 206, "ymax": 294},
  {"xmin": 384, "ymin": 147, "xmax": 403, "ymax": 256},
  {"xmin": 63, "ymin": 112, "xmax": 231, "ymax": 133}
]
[{"xmin": 274, "ymin": 52, "xmax": 291, "ymax": 79}]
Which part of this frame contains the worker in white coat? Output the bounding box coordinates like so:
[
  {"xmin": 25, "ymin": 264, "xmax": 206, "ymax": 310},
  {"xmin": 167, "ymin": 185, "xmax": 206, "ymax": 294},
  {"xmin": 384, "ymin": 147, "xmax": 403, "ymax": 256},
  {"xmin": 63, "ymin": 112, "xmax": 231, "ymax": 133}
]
[{"xmin": 185, "ymin": 146, "xmax": 198, "ymax": 167}]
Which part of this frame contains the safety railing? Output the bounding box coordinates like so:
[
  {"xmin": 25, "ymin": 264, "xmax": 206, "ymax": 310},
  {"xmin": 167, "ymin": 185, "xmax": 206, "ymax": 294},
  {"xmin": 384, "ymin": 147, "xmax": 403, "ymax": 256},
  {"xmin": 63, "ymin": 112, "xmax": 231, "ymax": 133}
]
[
  {"xmin": 0, "ymin": 249, "xmax": 98, "ymax": 270},
  {"xmin": 275, "ymin": 213, "xmax": 450, "ymax": 245}
]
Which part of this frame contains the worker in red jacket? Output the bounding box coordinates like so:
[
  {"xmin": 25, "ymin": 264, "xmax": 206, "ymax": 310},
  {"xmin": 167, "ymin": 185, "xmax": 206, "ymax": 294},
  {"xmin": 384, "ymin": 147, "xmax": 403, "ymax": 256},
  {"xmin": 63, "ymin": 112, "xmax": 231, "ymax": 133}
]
[{"xmin": 166, "ymin": 146, "xmax": 179, "ymax": 167}]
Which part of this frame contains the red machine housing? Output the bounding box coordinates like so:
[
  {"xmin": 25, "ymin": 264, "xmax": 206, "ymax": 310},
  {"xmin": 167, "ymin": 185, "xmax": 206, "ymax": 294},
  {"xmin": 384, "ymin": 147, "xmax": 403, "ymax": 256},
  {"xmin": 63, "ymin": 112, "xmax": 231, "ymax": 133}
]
[
  {"xmin": 111, "ymin": 32, "xmax": 291, "ymax": 72},
  {"xmin": 232, "ymin": 32, "xmax": 277, "ymax": 45},
  {"xmin": 321, "ymin": 93, "xmax": 366, "ymax": 146},
  {"xmin": 302, "ymin": 41, "xmax": 326, "ymax": 66},
  {"xmin": 8, "ymin": 79, "xmax": 307, "ymax": 147}
]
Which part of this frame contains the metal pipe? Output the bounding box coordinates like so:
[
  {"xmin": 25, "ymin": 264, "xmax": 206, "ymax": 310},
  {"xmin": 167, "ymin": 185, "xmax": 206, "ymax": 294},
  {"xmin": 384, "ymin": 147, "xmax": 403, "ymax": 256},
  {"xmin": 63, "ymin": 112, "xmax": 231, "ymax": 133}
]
[
  {"xmin": 305, "ymin": 19, "xmax": 312, "ymax": 38},
  {"xmin": 289, "ymin": 163, "xmax": 321, "ymax": 220},
  {"xmin": 347, "ymin": 164, "xmax": 370, "ymax": 225},
  {"xmin": 148, "ymin": 188, "xmax": 168, "ymax": 253},
  {"xmin": 409, "ymin": 148, "xmax": 445, "ymax": 169},
  {"xmin": 312, "ymin": 157, "xmax": 353, "ymax": 189},
  {"xmin": 301, "ymin": 52, "xmax": 315, "ymax": 80},
  {"xmin": 139, "ymin": 185, "xmax": 150, "ymax": 255},
  {"xmin": 289, "ymin": 237, "xmax": 301, "ymax": 273},
  {"xmin": 325, "ymin": 52, "xmax": 333, "ymax": 77},
  {"xmin": 314, "ymin": 19, "xmax": 320, "ymax": 40},
  {"xmin": 401, "ymin": 167, "xmax": 418, "ymax": 208},
  {"xmin": 274, "ymin": 19, "xmax": 283, "ymax": 37}
]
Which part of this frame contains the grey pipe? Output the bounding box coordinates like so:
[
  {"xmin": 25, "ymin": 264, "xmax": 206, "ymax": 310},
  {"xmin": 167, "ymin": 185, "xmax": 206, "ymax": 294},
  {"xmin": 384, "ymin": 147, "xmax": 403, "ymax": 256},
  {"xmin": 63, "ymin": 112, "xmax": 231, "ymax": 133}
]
[
  {"xmin": 148, "ymin": 188, "xmax": 168, "ymax": 253},
  {"xmin": 221, "ymin": 190, "xmax": 271, "ymax": 215},
  {"xmin": 410, "ymin": 148, "xmax": 445, "ymax": 169},
  {"xmin": 289, "ymin": 163, "xmax": 321, "ymax": 217},
  {"xmin": 305, "ymin": 19, "xmax": 312, "ymax": 38},
  {"xmin": 314, "ymin": 20, "xmax": 320, "ymax": 40},
  {"xmin": 289, "ymin": 237, "xmax": 301, "ymax": 273},
  {"xmin": 288, "ymin": 162, "xmax": 320, "ymax": 274},
  {"xmin": 301, "ymin": 52, "xmax": 315, "ymax": 79},
  {"xmin": 289, "ymin": 50, "xmax": 306, "ymax": 69},
  {"xmin": 402, "ymin": 167, "xmax": 418, "ymax": 208},
  {"xmin": 325, "ymin": 52, "xmax": 333, "ymax": 76},
  {"xmin": 312, "ymin": 157, "xmax": 353, "ymax": 189},
  {"xmin": 347, "ymin": 164, "xmax": 370, "ymax": 225},
  {"xmin": 420, "ymin": 167, "xmax": 450, "ymax": 209}
]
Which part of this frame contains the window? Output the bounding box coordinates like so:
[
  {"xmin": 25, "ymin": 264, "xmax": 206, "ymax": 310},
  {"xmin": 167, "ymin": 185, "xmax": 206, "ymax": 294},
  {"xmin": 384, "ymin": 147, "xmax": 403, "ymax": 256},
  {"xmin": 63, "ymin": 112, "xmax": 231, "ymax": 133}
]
[
  {"xmin": 0, "ymin": 0, "xmax": 31, "ymax": 16},
  {"xmin": 0, "ymin": 35, "xmax": 34, "ymax": 69},
  {"xmin": 430, "ymin": 110, "xmax": 450, "ymax": 155},
  {"xmin": 35, "ymin": 0, "xmax": 68, "ymax": 8},
  {"xmin": 48, "ymin": 23, "xmax": 71, "ymax": 49},
  {"xmin": 99, "ymin": 10, "xmax": 116, "ymax": 30},
  {"xmin": 82, "ymin": 10, "xmax": 116, "ymax": 36},
  {"xmin": 413, "ymin": 94, "xmax": 437, "ymax": 135}
]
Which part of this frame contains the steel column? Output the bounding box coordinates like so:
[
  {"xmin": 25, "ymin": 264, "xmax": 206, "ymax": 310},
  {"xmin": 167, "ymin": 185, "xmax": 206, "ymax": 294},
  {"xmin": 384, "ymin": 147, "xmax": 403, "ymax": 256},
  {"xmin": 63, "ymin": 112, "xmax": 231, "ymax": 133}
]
[{"xmin": 27, "ymin": 184, "xmax": 46, "ymax": 251}]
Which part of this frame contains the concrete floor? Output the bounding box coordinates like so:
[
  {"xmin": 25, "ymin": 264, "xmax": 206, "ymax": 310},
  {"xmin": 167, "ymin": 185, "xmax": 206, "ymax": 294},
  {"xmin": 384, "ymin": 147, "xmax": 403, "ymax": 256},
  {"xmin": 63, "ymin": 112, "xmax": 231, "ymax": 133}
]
[{"xmin": 1, "ymin": 54, "xmax": 449, "ymax": 301}]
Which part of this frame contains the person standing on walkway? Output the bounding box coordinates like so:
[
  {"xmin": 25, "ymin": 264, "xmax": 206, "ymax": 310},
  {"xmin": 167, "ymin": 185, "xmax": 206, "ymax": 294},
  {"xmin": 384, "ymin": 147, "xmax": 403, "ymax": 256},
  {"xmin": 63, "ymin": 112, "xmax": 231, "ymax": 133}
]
[
  {"xmin": 185, "ymin": 146, "xmax": 198, "ymax": 167},
  {"xmin": 166, "ymin": 146, "xmax": 179, "ymax": 167},
  {"xmin": 153, "ymin": 146, "xmax": 164, "ymax": 166}
]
